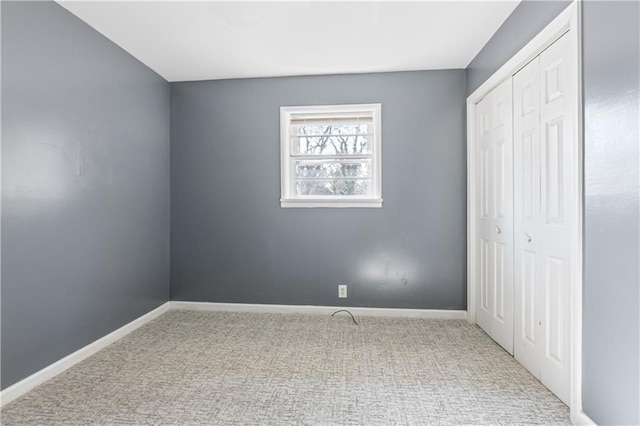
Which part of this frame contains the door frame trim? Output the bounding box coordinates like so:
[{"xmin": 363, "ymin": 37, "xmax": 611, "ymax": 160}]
[{"xmin": 466, "ymin": 2, "xmax": 584, "ymax": 422}]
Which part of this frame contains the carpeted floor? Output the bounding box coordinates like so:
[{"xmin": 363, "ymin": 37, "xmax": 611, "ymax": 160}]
[{"xmin": 1, "ymin": 310, "xmax": 570, "ymax": 425}]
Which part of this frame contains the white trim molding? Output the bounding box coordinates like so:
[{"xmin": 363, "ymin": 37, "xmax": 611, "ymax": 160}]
[
  {"xmin": 280, "ymin": 198, "xmax": 382, "ymax": 209},
  {"xmin": 575, "ymin": 411, "xmax": 597, "ymax": 426},
  {"xmin": 0, "ymin": 302, "xmax": 170, "ymax": 407},
  {"xmin": 170, "ymin": 301, "xmax": 467, "ymax": 320},
  {"xmin": 466, "ymin": 2, "xmax": 584, "ymax": 424}
]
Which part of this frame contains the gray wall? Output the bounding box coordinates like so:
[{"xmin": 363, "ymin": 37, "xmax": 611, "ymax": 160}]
[
  {"xmin": 1, "ymin": 1, "xmax": 170, "ymax": 389},
  {"xmin": 170, "ymin": 71, "xmax": 467, "ymax": 309},
  {"xmin": 466, "ymin": 0, "xmax": 570, "ymax": 95},
  {"xmin": 582, "ymin": 2, "xmax": 639, "ymax": 424},
  {"xmin": 466, "ymin": 1, "xmax": 640, "ymax": 424}
]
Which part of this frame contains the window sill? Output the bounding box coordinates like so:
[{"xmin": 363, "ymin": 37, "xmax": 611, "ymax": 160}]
[{"xmin": 280, "ymin": 198, "xmax": 383, "ymax": 208}]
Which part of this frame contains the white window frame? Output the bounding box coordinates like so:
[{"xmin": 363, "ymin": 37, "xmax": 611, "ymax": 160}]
[{"xmin": 280, "ymin": 103, "xmax": 383, "ymax": 208}]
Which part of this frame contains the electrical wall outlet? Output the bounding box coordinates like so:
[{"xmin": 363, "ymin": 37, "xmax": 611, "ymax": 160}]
[{"xmin": 338, "ymin": 285, "xmax": 347, "ymax": 298}]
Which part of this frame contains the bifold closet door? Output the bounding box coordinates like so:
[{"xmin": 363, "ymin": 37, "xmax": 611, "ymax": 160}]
[
  {"xmin": 513, "ymin": 55, "xmax": 542, "ymax": 379},
  {"xmin": 538, "ymin": 31, "xmax": 574, "ymax": 405},
  {"xmin": 476, "ymin": 78, "xmax": 514, "ymax": 355},
  {"xmin": 513, "ymin": 32, "xmax": 574, "ymax": 405}
]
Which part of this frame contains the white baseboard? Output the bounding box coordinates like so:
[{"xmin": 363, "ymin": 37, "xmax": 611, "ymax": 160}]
[
  {"xmin": 0, "ymin": 302, "xmax": 170, "ymax": 407},
  {"xmin": 170, "ymin": 301, "xmax": 467, "ymax": 320},
  {"xmin": 574, "ymin": 411, "xmax": 597, "ymax": 426}
]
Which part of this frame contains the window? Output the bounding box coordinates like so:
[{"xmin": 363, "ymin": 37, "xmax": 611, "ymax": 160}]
[{"xmin": 280, "ymin": 104, "xmax": 382, "ymax": 208}]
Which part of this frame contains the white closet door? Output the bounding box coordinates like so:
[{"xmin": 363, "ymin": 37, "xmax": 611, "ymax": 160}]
[
  {"xmin": 538, "ymin": 32, "xmax": 574, "ymax": 405},
  {"xmin": 489, "ymin": 80, "xmax": 514, "ymax": 354},
  {"xmin": 476, "ymin": 92, "xmax": 493, "ymax": 336},
  {"xmin": 513, "ymin": 56, "xmax": 543, "ymax": 377},
  {"xmin": 476, "ymin": 79, "xmax": 514, "ymax": 354},
  {"xmin": 513, "ymin": 32, "xmax": 573, "ymax": 405}
]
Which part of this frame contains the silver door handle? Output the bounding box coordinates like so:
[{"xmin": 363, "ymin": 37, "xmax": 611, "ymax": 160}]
[
  {"xmin": 496, "ymin": 227, "xmax": 502, "ymax": 234},
  {"xmin": 525, "ymin": 234, "xmax": 532, "ymax": 242}
]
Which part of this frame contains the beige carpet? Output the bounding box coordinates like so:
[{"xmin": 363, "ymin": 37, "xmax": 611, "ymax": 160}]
[{"xmin": 1, "ymin": 310, "xmax": 570, "ymax": 425}]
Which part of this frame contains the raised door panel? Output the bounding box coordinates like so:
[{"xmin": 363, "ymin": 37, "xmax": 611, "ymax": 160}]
[
  {"xmin": 493, "ymin": 242, "xmax": 506, "ymax": 321},
  {"xmin": 521, "ymin": 129, "xmax": 537, "ymax": 223},
  {"xmin": 521, "ymin": 250, "xmax": 537, "ymax": 346},
  {"xmin": 544, "ymin": 118, "xmax": 565, "ymax": 223},
  {"xmin": 480, "ymin": 146, "xmax": 490, "ymax": 219},
  {"xmin": 480, "ymin": 238, "xmax": 491, "ymax": 312},
  {"xmin": 544, "ymin": 256, "xmax": 566, "ymax": 365}
]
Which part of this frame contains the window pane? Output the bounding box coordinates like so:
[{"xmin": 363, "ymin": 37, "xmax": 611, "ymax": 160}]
[
  {"xmin": 292, "ymin": 124, "xmax": 371, "ymax": 155},
  {"xmin": 295, "ymin": 160, "xmax": 371, "ymax": 179},
  {"xmin": 295, "ymin": 124, "xmax": 370, "ymax": 136},
  {"xmin": 295, "ymin": 179, "xmax": 371, "ymax": 196}
]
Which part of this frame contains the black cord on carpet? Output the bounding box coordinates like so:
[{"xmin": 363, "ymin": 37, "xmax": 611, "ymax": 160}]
[{"xmin": 331, "ymin": 310, "xmax": 358, "ymax": 325}]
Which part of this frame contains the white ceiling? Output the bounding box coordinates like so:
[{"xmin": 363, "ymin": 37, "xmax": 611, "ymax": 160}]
[{"xmin": 57, "ymin": 1, "xmax": 520, "ymax": 82}]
